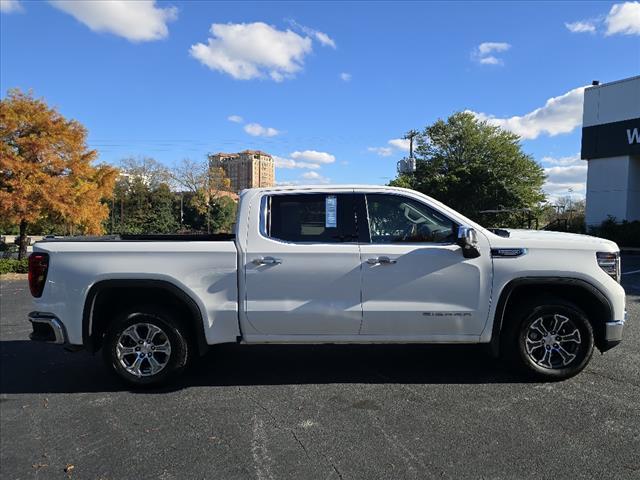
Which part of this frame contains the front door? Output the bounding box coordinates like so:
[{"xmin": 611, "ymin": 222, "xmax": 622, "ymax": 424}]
[
  {"xmin": 359, "ymin": 193, "xmax": 492, "ymax": 339},
  {"xmin": 244, "ymin": 193, "xmax": 363, "ymax": 336}
]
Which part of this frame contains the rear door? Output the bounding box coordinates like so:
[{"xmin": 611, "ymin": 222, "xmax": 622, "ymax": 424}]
[
  {"xmin": 358, "ymin": 193, "xmax": 492, "ymax": 338},
  {"xmin": 243, "ymin": 192, "xmax": 364, "ymax": 336}
]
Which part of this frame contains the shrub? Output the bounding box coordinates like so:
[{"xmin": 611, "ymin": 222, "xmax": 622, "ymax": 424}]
[
  {"xmin": 589, "ymin": 217, "xmax": 640, "ymax": 248},
  {"xmin": 0, "ymin": 258, "xmax": 29, "ymax": 274},
  {"xmin": 0, "ymin": 242, "xmax": 19, "ymax": 259}
]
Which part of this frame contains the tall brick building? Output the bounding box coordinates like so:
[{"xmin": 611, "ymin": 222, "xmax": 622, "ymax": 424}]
[{"xmin": 208, "ymin": 150, "xmax": 275, "ymax": 192}]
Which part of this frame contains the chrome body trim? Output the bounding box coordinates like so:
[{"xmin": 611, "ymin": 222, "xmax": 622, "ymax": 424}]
[
  {"xmin": 604, "ymin": 320, "xmax": 625, "ymax": 342},
  {"xmin": 491, "ymin": 248, "xmax": 528, "ymax": 258},
  {"xmin": 28, "ymin": 312, "xmax": 67, "ymax": 345}
]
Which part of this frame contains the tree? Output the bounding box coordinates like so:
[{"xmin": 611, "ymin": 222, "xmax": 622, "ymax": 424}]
[
  {"xmin": 119, "ymin": 156, "xmax": 172, "ymax": 188},
  {"xmin": 172, "ymin": 158, "xmax": 233, "ymax": 233},
  {"xmin": 540, "ymin": 195, "xmax": 586, "ymax": 233},
  {"xmin": 390, "ymin": 112, "xmax": 546, "ymax": 227},
  {"xmin": 206, "ymin": 195, "xmax": 237, "ymax": 233},
  {"xmin": 171, "ymin": 158, "xmax": 207, "ymax": 194},
  {"xmin": 0, "ymin": 89, "xmax": 117, "ymax": 258},
  {"xmin": 109, "ymin": 176, "xmax": 179, "ymax": 235}
]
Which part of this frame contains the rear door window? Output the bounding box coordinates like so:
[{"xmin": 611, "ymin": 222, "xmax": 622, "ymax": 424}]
[{"xmin": 266, "ymin": 194, "xmax": 358, "ymax": 243}]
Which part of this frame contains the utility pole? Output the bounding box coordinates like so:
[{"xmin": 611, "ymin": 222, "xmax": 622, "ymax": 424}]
[
  {"xmin": 404, "ymin": 129, "xmax": 419, "ymax": 159},
  {"xmin": 397, "ymin": 130, "xmax": 419, "ymax": 174}
]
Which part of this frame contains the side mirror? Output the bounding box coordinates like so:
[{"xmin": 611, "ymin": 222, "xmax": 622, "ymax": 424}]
[{"xmin": 457, "ymin": 226, "xmax": 481, "ymax": 258}]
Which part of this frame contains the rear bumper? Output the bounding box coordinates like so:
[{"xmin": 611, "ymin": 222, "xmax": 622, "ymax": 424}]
[{"xmin": 28, "ymin": 312, "xmax": 67, "ymax": 345}]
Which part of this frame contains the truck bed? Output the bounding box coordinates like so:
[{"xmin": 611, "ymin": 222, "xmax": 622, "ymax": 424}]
[
  {"xmin": 32, "ymin": 236, "xmax": 240, "ymax": 346},
  {"xmin": 39, "ymin": 233, "xmax": 236, "ymax": 242}
]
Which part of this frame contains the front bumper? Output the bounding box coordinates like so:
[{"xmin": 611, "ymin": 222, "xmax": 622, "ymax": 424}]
[
  {"xmin": 601, "ymin": 313, "xmax": 625, "ymax": 352},
  {"xmin": 28, "ymin": 312, "xmax": 68, "ymax": 344}
]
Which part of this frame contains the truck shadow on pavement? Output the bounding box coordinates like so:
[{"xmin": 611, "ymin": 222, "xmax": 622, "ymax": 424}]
[{"xmin": 0, "ymin": 341, "xmax": 533, "ymax": 394}]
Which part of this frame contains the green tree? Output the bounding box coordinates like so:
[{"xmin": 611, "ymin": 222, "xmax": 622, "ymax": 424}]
[
  {"xmin": 390, "ymin": 112, "xmax": 546, "ymax": 227},
  {"xmin": 207, "ymin": 196, "xmax": 237, "ymax": 233},
  {"xmin": 180, "ymin": 192, "xmax": 236, "ymax": 233},
  {"xmin": 110, "ymin": 177, "xmax": 179, "ymax": 234}
]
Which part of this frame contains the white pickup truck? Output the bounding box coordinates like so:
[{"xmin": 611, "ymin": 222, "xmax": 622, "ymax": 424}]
[{"xmin": 28, "ymin": 186, "xmax": 626, "ymax": 386}]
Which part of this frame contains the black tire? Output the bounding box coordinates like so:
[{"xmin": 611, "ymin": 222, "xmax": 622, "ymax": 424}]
[
  {"xmin": 103, "ymin": 305, "xmax": 190, "ymax": 387},
  {"xmin": 502, "ymin": 297, "xmax": 594, "ymax": 381}
]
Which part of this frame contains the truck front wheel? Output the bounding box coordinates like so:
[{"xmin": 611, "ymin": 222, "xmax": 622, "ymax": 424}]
[
  {"xmin": 503, "ymin": 298, "xmax": 595, "ymax": 380},
  {"xmin": 103, "ymin": 306, "xmax": 190, "ymax": 387}
]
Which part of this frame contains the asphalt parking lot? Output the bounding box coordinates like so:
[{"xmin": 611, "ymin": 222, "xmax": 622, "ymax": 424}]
[{"xmin": 1, "ymin": 256, "xmax": 639, "ymax": 479}]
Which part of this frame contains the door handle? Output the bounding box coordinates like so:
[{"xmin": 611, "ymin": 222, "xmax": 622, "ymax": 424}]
[
  {"xmin": 252, "ymin": 256, "xmax": 282, "ymax": 266},
  {"xmin": 367, "ymin": 256, "xmax": 397, "ymax": 265}
]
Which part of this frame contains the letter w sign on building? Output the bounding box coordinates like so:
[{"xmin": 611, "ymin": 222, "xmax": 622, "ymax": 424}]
[{"xmin": 582, "ymin": 118, "xmax": 640, "ymax": 159}]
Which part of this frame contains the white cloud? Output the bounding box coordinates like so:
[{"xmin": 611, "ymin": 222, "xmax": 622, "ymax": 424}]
[
  {"xmin": 301, "ymin": 171, "xmax": 330, "ymax": 183},
  {"xmin": 49, "ymin": 0, "xmax": 177, "ymax": 42},
  {"xmin": 565, "ymin": 21, "xmax": 597, "ymax": 33},
  {"xmin": 541, "ymin": 154, "xmax": 583, "ymax": 166},
  {"xmin": 368, "ymin": 138, "xmax": 410, "ymax": 157},
  {"xmin": 469, "ymin": 85, "xmax": 587, "ymax": 140},
  {"xmin": 565, "ymin": 3, "xmax": 639, "ymax": 36},
  {"xmin": 244, "ymin": 123, "xmax": 280, "ymax": 137},
  {"xmin": 479, "ymin": 56, "xmax": 502, "ymax": 65},
  {"xmin": 273, "ymin": 155, "xmax": 320, "ymax": 170},
  {"xmin": 544, "ymin": 165, "xmax": 587, "ymax": 182},
  {"xmin": 340, "ymin": 72, "xmax": 352, "ymax": 82},
  {"xmin": 477, "ymin": 42, "xmax": 511, "ymax": 55},
  {"xmin": 291, "ymin": 150, "xmax": 335, "ymax": 164},
  {"xmin": 0, "ymin": 0, "xmax": 23, "ymax": 13},
  {"xmin": 388, "ymin": 138, "xmax": 410, "ymax": 151},
  {"xmin": 190, "ymin": 22, "xmax": 313, "ymax": 81},
  {"xmin": 368, "ymin": 146, "xmax": 393, "ymax": 157},
  {"xmin": 543, "ymin": 181, "xmax": 586, "ymax": 201},
  {"xmin": 313, "ymin": 31, "xmax": 336, "ymax": 48},
  {"xmin": 287, "ymin": 19, "xmax": 336, "ymax": 48},
  {"xmin": 229, "ymin": 115, "xmax": 279, "ymax": 137},
  {"xmin": 605, "ymin": 2, "xmax": 640, "ymax": 36},
  {"xmin": 540, "ymin": 154, "xmax": 587, "ymax": 200},
  {"xmin": 473, "ymin": 42, "xmax": 511, "ymax": 65}
]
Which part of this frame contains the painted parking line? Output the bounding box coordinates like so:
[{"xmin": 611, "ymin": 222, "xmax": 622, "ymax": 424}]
[{"xmin": 622, "ymin": 269, "xmax": 640, "ymax": 275}]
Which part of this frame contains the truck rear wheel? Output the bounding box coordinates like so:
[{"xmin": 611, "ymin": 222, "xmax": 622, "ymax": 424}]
[
  {"xmin": 103, "ymin": 306, "xmax": 190, "ymax": 387},
  {"xmin": 503, "ymin": 297, "xmax": 594, "ymax": 380}
]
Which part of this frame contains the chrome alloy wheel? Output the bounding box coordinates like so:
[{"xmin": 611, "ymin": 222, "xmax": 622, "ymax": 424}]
[
  {"xmin": 115, "ymin": 323, "xmax": 172, "ymax": 377},
  {"xmin": 524, "ymin": 314, "xmax": 582, "ymax": 369}
]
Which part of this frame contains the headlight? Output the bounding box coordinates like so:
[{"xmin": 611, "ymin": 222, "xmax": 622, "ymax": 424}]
[{"xmin": 596, "ymin": 251, "xmax": 621, "ymax": 283}]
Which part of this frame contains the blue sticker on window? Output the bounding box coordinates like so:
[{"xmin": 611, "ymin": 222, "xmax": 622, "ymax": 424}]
[{"xmin": 325, "ymin": 195, "xmax": 337, "ymax": 228}]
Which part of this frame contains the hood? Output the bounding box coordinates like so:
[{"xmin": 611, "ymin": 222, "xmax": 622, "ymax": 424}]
[{"xmin": 491, "ymin": 229, "xmax": 619, "ymax": 251}]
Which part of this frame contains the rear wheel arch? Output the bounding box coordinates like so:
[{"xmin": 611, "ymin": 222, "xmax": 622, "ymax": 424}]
[
  {"xmin": 82, "ymin": 279, "xmax": 208, "ymax": 355},
  {"xmin": 490, "ymin": 277, "xmax": 613, "ymax": 355}
]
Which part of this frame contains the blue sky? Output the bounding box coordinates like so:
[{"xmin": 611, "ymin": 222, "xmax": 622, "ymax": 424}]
[{"xmin": 2, "ymin": 1, "xmax": 639, "ymax": 201}]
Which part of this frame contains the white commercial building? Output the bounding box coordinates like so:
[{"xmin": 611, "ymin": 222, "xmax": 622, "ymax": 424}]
[{"xmin": 582, "ymin": 76, "xmax": 640, "ymax": 227}]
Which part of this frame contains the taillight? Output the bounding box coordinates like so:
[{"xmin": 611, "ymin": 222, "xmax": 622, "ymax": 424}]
[{"xmin": 28, "ymin": 253, "xmax": 49, "ymax": 297}]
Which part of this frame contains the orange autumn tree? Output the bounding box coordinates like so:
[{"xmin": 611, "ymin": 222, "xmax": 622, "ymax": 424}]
[{"xmin": 0, "ymin": 89, "xmax": 118, "ymax": 259}]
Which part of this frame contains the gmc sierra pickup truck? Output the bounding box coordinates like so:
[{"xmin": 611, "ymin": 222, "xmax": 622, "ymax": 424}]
[{"xmin": 28, "ymin": 186, "xmax": 626, "ymax": 386}]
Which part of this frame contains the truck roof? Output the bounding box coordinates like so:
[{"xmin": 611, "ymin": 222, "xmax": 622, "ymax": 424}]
[{"xmin": 241, "ymin": 184, "xmax": 409, "ymax": 194}]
